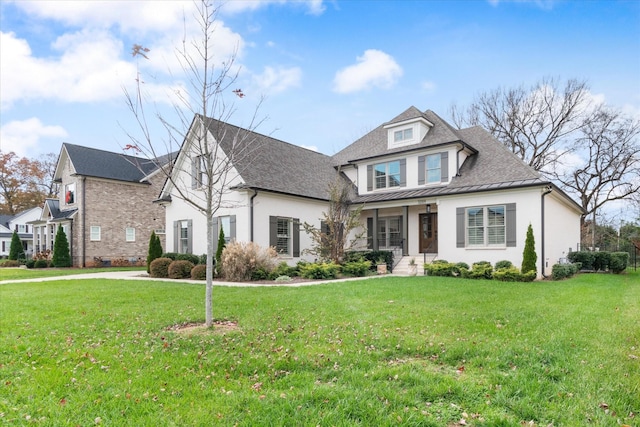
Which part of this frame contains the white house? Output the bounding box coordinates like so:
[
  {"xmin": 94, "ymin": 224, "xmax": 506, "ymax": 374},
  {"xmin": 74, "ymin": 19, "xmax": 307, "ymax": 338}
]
[
  {"xmin": 0, "ymin": 207, "xmax": 42, "ymax": 258},
  {"xmin": 159, "ymin": 107, "xmax": 583, "ymax": 278}
]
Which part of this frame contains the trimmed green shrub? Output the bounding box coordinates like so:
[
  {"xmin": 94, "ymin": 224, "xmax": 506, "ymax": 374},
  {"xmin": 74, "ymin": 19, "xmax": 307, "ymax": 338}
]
[
  {"xmin": 610, "ymin": 252, "xmax": 629, "ymax": 274},
  {"xmin": 34, "ymin": 259, "xmax": 49, "ymax": 269},
  {"xmin": 299, "ymin": 262, "xmax": 340, "ymax": 280},
  {"xmin": 162, "ymin": 252, "xmax": 179, "ymax": 261},
  {"xmin": 453, "ymin": 262, "xmax": 469, "ymax": 275},
  {"xmin": 251, "ymin": 267, "xmax": 270, "ymax": 281},
  {"xmin": 493, "ymin": 267, "xmax": 536, "ymax": 282},
  {"xmin": 150, "ymin": 257, "xmax": 172, "ymax": 278},
  {"xmin": 190, "ymin": 264, "xmax": 207, "ymax": 280},
  {"xmin": 25, "ymin": 259, "xmax": 35, "ymax": 269},
  {"xmin": 521, "ymin": 224, "xmax": 537, "ymax": 275},
  {"xmin": 461, "ymin": 261, "xmax": 493, "ymax": 280},
  {"xmin": 147, "ymin": 231, "xmax": 163, "ymax": 274},
  {"xmin": 168, "ymin": 260, "xmax": 194, "ymax": 279},
  {"xmin": 269, "ymin": 262, "xmax": 299, "ymax": 279},
  {"xmin": 552, "ymin": 263, "xmax": 580, "ymax": 280},
  {"xmin": 341, "ymin": 259, "xmax": 372, "ymax": 277},
  {"xmin": 495, "ymin": 260, "xmax": 513, "ymax": 270},
  {"xmin": 567, "ymin": 251, "xmax": 595, "ymax": 270},
  {"xmin": 592, "ymin": 251, "xmax": 611, "ymax": 272},
  {"xmin": 424, "ymin": 260, "xmax": 456, "ymax": 277},
  {"xmin": 344, "ymin": 250, "xmax": 393, "ymax": 272}
]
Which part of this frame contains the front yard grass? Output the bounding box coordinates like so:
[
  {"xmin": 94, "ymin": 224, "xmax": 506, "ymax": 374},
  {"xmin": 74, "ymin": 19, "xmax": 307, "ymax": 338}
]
[
  {"xmin": 0, "ymin": 270, "xmax": 638, "ymax": 426},
  {"xmin": 0, "ymin": 267, "xmax": 145, "ymax": 282}
]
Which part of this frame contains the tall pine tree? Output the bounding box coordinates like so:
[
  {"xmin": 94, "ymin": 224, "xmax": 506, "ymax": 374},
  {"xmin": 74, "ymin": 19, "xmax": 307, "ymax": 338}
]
[
  {"xmin": 9, "ymin": 231, "xmax": 25, "ymax": 260},
  {"xmin": 147, "ymin": 231, "xmax": 163, "ymax": 273},
  {"xmin": 521, "ymin": 223, "xmax": 537, "ymax": 275},
  {"xmin": 52, "ymin": 225, "xmax": 71, "ymax": 267}
]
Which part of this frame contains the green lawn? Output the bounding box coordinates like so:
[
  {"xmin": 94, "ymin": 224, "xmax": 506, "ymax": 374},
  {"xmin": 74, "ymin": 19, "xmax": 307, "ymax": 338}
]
[
  {"xmin": 0, "ymin": 267, "xmax": 145, "ymax": 281},
  {"xmin": 1, "ymin": 271, "xmax": 638, "ymax": 426}
]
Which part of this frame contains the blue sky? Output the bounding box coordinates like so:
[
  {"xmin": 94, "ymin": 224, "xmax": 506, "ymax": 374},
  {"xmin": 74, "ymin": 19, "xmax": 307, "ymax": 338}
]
[{"xmin": 1, "ymin": 0, "xmax": 639, "ymax": 159}]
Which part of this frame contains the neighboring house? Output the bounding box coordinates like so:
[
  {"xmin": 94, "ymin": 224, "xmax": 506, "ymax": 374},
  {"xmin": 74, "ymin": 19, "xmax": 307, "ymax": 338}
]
[
  {"xmin": 160, "ymin": 107, "xmax": 583, "ymax": 278},
  {"xmin": 30, "ymin": 143, "xmax": 173, "ymax": 267},
  {"xmin": 0, "ymin": 207, "xmax": 42, "ymax": 258}
]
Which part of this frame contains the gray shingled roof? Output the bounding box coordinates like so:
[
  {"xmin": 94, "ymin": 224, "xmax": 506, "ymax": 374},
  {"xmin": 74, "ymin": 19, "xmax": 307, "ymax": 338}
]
[
  {"xmin": 331, "ymin": 107, "xmax": 468, "ymax": 166},
  {"xmin": 62, "ymin": 143, "xmax": 174, "ymax": 183},
  {"xmin": 44, "ymin": 199, "xmax": 77, "ymax": 221},
  {"xmin": 203, "ymin": 117, "xmax": 339, "ymax": 200}
]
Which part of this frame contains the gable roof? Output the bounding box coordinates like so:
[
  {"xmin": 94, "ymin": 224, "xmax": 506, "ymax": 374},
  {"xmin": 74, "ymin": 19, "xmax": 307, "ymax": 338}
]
[
  {"xmin": 202, "ymin": 117, "xmax": 340, "ymax": 201},
  {"xmin": 57, "ymin": 143, "xmax": 175, "ymax": 183},
  {"xmin": 331, "ymin": 106, "xmax": 470, "ymax": 165}
]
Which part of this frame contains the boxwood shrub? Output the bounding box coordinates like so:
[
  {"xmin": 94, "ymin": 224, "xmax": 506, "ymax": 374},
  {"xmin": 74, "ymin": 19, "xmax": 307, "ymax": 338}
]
[
  {"xmin": 552, "ymin": 263, "xmax": 580, "ymax": 280},
  {"xmin": 299, "ymin": 262, "xmax": 340, "ymax": 280},
  {"xmin": 168, "ymin": 260, "xmax": 194, "ymax": 279},
  {"xmin": 610, "ymin": 252, "xmax": 629, "ymax": 274},
  {"xmin": 150, "ymin": 257, "xmax": 172, "ymax": 278},
  {"xmin": 190, "ymin": 264, "xmax": 207, "ymax": 280}
]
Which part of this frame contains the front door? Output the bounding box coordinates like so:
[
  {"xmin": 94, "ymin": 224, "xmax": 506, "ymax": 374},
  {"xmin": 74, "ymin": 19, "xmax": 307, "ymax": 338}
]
[{"xmin": 419, "ymin": 213, "xmax": 438, "ymax": 253}]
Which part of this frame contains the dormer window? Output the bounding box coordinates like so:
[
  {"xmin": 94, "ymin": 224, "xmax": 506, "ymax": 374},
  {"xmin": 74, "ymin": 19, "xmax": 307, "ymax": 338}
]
[
  {"xmin": 384, "ymin": 116, "xmax": 433, "ymax": 149},
  {"xmin": 394, "ymin": 128, "xmax": 413, "ymax": 143}
]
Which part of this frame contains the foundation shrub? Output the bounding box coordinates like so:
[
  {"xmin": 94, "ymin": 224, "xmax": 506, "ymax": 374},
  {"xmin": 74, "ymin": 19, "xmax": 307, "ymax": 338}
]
[
  {"xmin": 221, "ymin": 242, "xmax": 277, "ymax": 282},
  {"xmin": 493, "ymin": 266, "xmax": 536, "ymax": 282},
  {"xmin": 567, "ymin": 251, "xmax": 595, "ymax": 270},
  {"xmin": 268, "ymin": 262, "xmax": 299, "ymax": 280},
  {"xmin": 190, "ymin": 264, "xmax": 207, "ymax": 280},
  {"xmin": 150, "ymin": 257, "xmax": 172, "ymax": 278},
  {"xmin": 1, "ymin": 260, "xmax": 21, "ymax": 268},
  {"xmin": 424, "ymin": 260, "xmax": 456, "ymax": 277},
  {"xmin": 495, "ymin": 260, "xmax": 513, "ymax": 270},
  {"xmin": 341, "ymin": 258, "xmax": 372, "ymax": 277},
  {"xmin": 34, "ymin": 259, "xmax": 49, "ymax": 269},
  {"xmin": 592, "ymin": 251, "xmax": 611, "ymax": 272},
  {"xmin": 610, "ymin": 252, "xmax": 629, "ymax": 274},
  {"xmin": 168, "ymin": 260, "xmax": 194, "ymax": 279},
  {"xmin": 552, "ymin": 263, "xmax": 580, "ymax": 280},
  {"xmin": 298, "ymin": 262, "xmax": 340, "ymax": 280},
  {"xmin": 461, "ymin": 261, "xmax": 493, "ymax": 280}
]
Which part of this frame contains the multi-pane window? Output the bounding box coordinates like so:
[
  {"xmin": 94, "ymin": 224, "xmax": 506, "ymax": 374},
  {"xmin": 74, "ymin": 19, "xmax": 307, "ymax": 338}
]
[
  {"xmin": 426, "ymin": 154, "xmax": 441, "ymax": 184},
  {"xmin": 374, "ymin": 161, "xmax": 401, "ymax": 189},
  {"xmin": 466, "ymin": 206, "xmax": 505, "ymax": 246},
  {"xmin": 377, "ymin": 217, "xmax": 402, "ymax": 248},
  {"xmin": 125, "ymin": 227, "xmax": 135, "ymax": 242},
  {"xmin": 180, "ymin": 221, "xmax": 189, "ymax": 253},
  {"xmin": 393, "ymin": 128, "xmax": 413, "ymax": 143},
  {"xmin": 90, "ymin": 226, "xmax": 101, "ymax": 241},
  {"xmin": 276, "ymin": 218, "xmax": 291, "ymax": 255}
]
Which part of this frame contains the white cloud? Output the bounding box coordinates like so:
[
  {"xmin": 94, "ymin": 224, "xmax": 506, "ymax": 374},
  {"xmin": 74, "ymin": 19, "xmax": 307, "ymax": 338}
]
[
  {"xmin": 333, "ymin": 49, "xmax": 403, "ymax": 94},
  {"xmin": 220, "ymin": 0, "xmax": 326, "ymax": 15},
  {"xmin": 251, "ymin": 66, "xmax": 302, "ymax": 95},
  {"xmin": 422, "ymin": 81, "xmax": 437, "ymax": 92},
  {"xmin": 0, "ymin": 118, "xmax": 68, "ymax": 157}
]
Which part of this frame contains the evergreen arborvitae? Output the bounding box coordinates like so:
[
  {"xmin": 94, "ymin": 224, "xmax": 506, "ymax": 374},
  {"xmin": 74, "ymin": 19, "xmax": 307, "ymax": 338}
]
[
  {"xmin": 521, "ymin": 223, "xmax": 537, "ymax": 274},
  {"xmin": 9, "ymin": 231, "xmax": 25, "ymax": 260},
  {"xmin": 147, "ymin": 231, "xmax": 163, "ymax": 273},
  {"xmin": 215, "ymin": 226, "xmax": 226, "ymax": 275},
  {"xmin": 52, "ymin": 225, "xmax": 72, "ymax": 267}
]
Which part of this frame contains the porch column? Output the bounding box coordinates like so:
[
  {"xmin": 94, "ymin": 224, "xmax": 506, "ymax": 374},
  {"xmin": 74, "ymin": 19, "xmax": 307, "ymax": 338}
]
[
  {"xmin": 373, "ymin": 209, "xmax": 379, "ymax": 251},
  {"xmin": 402, "ymin": 206, "xmax": 408, "ymax": 256}
]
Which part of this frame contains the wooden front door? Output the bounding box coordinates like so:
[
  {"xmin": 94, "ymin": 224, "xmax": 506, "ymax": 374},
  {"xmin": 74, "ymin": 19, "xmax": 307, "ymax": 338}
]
[{"xmin": 419, "ymin": 213, "xmax": 438, "ymax": 253}]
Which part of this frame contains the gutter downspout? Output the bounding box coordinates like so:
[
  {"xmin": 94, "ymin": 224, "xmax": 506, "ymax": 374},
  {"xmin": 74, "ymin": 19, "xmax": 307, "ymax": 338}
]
[
  {"xmin": 250, "ymin": 189, "xmax": 258, "ymax": 242},
  {"xmin": 82, "ymin": 176, "xmax": 86, "ymax": 268},
  {"xmin": 455, "ymin": 143, "xmax": 465, "ymax": 177},
  {"xmin": 541, "ymin": 185, "xmax": 553, "ymax": 278}
]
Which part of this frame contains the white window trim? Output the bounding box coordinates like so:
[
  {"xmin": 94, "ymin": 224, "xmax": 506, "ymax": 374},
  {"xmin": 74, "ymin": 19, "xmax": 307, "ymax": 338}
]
[
  {"xmin": 90, "ymin": 226, "xmax": 101, "ymax": 241},
  {"xmin": 374, "ymin": 161, "xmax": 401, "ymax": 190},
  {"xmin": 125, "ymin": 227, "xmax": 135, "ymax": 242},
  {"xmin": 465, "ymin": 205, "xmax": 506, "ymax": 247},
  {"xmin": 425, "ymin": 154, "xmax": 441, "ymax": 184},
  {"xmin": 276, "ymin": 217, "xmax": 291, "ymax": 256}
]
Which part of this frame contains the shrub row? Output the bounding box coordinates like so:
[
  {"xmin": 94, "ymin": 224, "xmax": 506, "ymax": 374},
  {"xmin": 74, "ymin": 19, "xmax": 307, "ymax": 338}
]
[
  {"xmin": 551, "ymin": 263, "xmax": 581, "ymax": 280},
  {"xmin": 566, "ymin": 251, "xmax": 629, "ymax": 273},
  {"xmin": 424, "ymin": 259, "xmax": 535, "ymax": 282},
  {"xmin": 344, "ymin": 250, "xmax": 393, "ymax": 272}
]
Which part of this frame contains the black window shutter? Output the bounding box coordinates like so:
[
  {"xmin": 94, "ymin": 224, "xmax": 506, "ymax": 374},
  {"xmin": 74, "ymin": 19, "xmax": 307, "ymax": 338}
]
[
  {"xmin": 230, "ymin": 215, "xmax": 236, "ymax": 240},
  {"xmin": 441, "ymin": 152, "xmax": 449, "ymax": 182},
  {"xmin": 293, "ymin": 218, "xmax": 300, "ymax": 257},
  {"xmin": 506, "ymin": 203, "xmax": 517, "ymax": 247},
  {"xmin": 269, "ymin": 216, "xmax": 277, "ymax": 247},
  {"xmin": 187, "ymin": 219, "xmax": 193, "ymax": 254},
  {"xmin": 367, "ymin": 165, "xmax": 373, "ymax": 191},
  {"xmin": 418, "ymin": 156, "xmax": 425, "ymax": 185},
  {"xmin": 320, "ymin": 220, "xmax": 329, "ymax": 235},
  {"xmin": 173, "ymin": 221, "xmax": 179, "ymax": 252},
  {"xmin": 399, "ymin": 159, "xmax": 406, "ymax": 187},
  {"xmin": 367, "ymin": 217, "xmax": 373, "ymax": 249},
  {"xmin": 456, "ymin": 208, "xmax": 465, "ymax": 248}
]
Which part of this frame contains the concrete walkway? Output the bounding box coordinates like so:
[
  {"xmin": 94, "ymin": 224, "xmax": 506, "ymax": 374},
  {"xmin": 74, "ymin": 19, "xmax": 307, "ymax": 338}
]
[{"xmin": 0, "ymin": 269, "xmax": 393, "ymax": 287}]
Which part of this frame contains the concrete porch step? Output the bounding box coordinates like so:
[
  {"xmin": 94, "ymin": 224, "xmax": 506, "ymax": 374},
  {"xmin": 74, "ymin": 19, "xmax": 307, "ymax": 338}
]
[{"xmin": 393, "ymin": 254, "xmax": 438, "ymax": 276}]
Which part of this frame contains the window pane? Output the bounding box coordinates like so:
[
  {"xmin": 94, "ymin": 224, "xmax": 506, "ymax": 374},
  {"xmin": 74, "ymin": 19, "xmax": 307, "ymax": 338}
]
[
  {"xmin": 467, "ymin": 208, "xmax": 483, "ymax": 227},
  {"xmin": 394, "ymin": 130, "xmax": 403, "ymax": 142},
  {"xmin": 388, "ymin": 161, "xmax": 400, "ymax": 187},
  {"xmin": 487, "ymin": 206, "xmax": 505, "ymax": 226},
  {"xmin": 220, "ymin": 216, "xmax": 231, "ymax": 240},
  {"xmin": 426, "ymin": 154, "xmax": 441, "ymax": 183},
  {"xmin": 126, "ymin": 227, "xmax": 135, "ymax": 242},
  {"xmin": 404, "ymin": 128, "xmax": 413, "ymax": 140},
  {"xmin": 488, "ymin": 227, "xmax": 505, "ymax": 244},
  {"xmin": 374, "ymin": 164, "xmax": 386, "ymax": 189},
  {"xmin": 468, "ymin": 227, "xmax": 484, "ymax": 245},
  {"xmin": 276, "ymin": 218, "xmax": 290, "ymax": 255}
]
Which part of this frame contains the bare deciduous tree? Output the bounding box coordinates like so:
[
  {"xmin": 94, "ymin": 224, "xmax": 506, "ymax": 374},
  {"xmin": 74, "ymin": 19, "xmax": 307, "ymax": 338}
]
[
  {"xmin": 0, "ymin": 151, "xmax": 56, "ymax": 215},
  {"xmin": 450, "ymin": 77, "xmax": 591, "ymax": 172},
  {"xmin": 552, "ymin": 107, "xmax": 640, "ymax": 248},
  {"xmin": 123, "ymin": 0, "xmax": 264, "ymax": 327},
  {"xmin": 303, "ymin": 174, "xmax": 365, "ymax": 263}
]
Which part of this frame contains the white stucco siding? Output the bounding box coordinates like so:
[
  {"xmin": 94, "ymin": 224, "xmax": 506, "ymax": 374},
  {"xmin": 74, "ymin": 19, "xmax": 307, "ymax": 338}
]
[
  {"xmin": 542, "ymin": 192, "xmax": 582, "ymax": 273},
  {"xmin": 252, "ymin": 192, "xmax": 328, "ymax": 264},
  {"xmin": 438, "ymin": 187, "xmax": 545, "ymax": 272}
]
